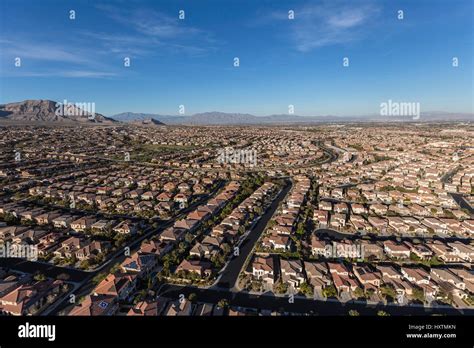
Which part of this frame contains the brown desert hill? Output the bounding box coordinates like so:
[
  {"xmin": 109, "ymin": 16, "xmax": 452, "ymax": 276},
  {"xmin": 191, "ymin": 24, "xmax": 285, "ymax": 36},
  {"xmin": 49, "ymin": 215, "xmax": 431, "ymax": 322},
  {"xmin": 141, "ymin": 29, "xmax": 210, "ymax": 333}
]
[
  {"xmin": 0, "ymin": 99, "xmax": 118, "ymax": 124},
  {"xmin": 129, "ymin": 118, "xmax": 166, "ymax": 127}
]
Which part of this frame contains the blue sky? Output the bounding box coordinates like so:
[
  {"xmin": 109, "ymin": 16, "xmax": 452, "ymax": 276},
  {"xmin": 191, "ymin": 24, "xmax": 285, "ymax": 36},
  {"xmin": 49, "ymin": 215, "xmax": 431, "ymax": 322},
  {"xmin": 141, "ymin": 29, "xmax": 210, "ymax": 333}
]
[{"xmin": 0, "ymin": 0, "xmax": 472, "ymax": 116}]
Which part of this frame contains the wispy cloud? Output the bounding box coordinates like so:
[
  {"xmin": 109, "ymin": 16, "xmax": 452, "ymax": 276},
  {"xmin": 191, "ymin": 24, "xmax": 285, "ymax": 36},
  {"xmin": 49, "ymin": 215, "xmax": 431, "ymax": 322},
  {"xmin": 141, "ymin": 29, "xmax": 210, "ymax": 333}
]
[
  {"xmin": 58, "ymin": 70, "xmax": 117, "ymax": 78},
  {"xmin": 0, "ymin": 3, "xmax": 217, "ymax": 79},
  {"xmin": 0, "ymin": 37, "xmax": 119, "ymax": 79},
  {"xmin": 0, "ymin": 39, "xmax": 94, "ymax": 65},
  {"xmin": 94, "ymin": 4, "xmax": 218, "ymax": 55},
  {"xmin": 268, "ymin": 1, "xmax": 380, "ymax": 52},
  {"xmin": 78, "ymin": 31, "xmax": 158, "ymax": 57},
  {"xmin": 2, "ymin": 70, "xmax": 117, "ymax": 78}
]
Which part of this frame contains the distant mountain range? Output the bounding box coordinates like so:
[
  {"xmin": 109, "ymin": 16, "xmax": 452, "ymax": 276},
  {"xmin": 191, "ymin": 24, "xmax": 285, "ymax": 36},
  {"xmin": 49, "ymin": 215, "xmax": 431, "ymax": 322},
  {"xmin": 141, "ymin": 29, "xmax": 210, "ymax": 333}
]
[
  {"xmin": 111, "ymin": 112, "xmax": 185, "ymax": 125},
  {"xmin": 111, "ymin": 111, "xmax": 340, "ymax": 125},
  {"xmin": 0, "ymin": 100, "xmax": 472, "ymax": 125},
  {"xmin": 0, "ymin": 100, "xmax": 117, "ymax": 124},
  {"xmin": 129, "ymin": 118, "xmax": 165, "ymax": 126},
  {"xmin": 111, "ymin": 111, "xmax": 474, "ymax": 125}
]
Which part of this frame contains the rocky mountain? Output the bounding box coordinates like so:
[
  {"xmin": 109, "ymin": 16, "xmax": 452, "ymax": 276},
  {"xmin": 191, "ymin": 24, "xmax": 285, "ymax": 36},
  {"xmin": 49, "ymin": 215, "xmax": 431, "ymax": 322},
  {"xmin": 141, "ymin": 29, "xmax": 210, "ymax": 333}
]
[
  {"xmin": 110, "ymin": 111, "xmax": 412, "ymax": 125},
  {"xmin": 6, "ymin": 102, "xmax": 471, "ymax": 125},
  {"xmin": 188, "ymin": 112, "xmax": 258, "ymax": 125},
  {"xmin": 110, "ymin": 111, "xmax": 330, "ymax": 125},
  {"xmin": 0, "ymin": 100, "xmax": 117, "ymax": 124},
  {"xmin": 129, "ymin": 118, "xmax": 165, "ymax": 126},
  {"xmin": 111, "ymin": 112, "xmax": 186, "ymax": 125},
  {"xmin": 110, "ymin": 112, "xmax": 158, "ymax": 122},
  {"xmin": 187, "ymin": 112, "xmax": 348, "ymax": 124}
]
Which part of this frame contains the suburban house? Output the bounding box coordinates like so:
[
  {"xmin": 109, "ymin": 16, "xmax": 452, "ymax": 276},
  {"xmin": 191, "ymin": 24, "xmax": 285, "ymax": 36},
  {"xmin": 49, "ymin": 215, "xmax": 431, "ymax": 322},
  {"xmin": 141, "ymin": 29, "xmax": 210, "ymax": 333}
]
[
  {"xmin": 70, "ymin": 216, "xmax": 97, "ymax": 232},
  {"xmin": 127, "ymin": 300, "xmax": 159, "ymax": 316},
  {"xmin": 93, "ymin": 273, "xmax": 137, "ymax": 301},
  {"xmin": 353, "ymin": 266, "xmax": 381, "ymax": 289},
  {"xmin": 310, "ymin": 236, "xmax": 328, "ymax": 256},
  {"xmin": 304, "ymin": 261, "xmax": 330, "ymax": 290},
  {"xmin": 175, "ymin": 259, "xmax": 212, "ymax": 278},
  {"xmin": 75, "ymin": 241, "xmax": 109, "ymax": 261},
  {"xmin": 251, "ymin": 256, "xmax": 276, "ymax": 285},
  {"xmin": 68, "ymin": 294, "xmax": 118, "ymax": 316},
  {"xmin": 53, "ymin": 237, "xmax": 85, "ymax": 259},
  {"xmin": 261, "ymin": 232, "xmax": 292, "ymax": 251},
  {"xmin": 280, "ymin": 259, "xmax": 305, "ymax": 289},
  {"xmin": 113, "ymin": 220, "xmax": 137, "ymax": 235},
  {"xmin": 383, "ymin": 241, "xmax": 411, "ymax": 259},
  {"xmin": 400, "ymin": 267, "xmax": 431, "ymax": 285},
  {"xmin": 120, "ymin": 253, "xmax": 157, "ymax": 276},
  {"xmin": 189, "ymin": 242, "xmax": 218, "ymax": 259},
  {"xmin": 0, "ymin": 279, "xmax": 64, "ymax": 316},
  {"xmin": 159, "ymin": 227, "xmax": 186, "ymax": 243}
]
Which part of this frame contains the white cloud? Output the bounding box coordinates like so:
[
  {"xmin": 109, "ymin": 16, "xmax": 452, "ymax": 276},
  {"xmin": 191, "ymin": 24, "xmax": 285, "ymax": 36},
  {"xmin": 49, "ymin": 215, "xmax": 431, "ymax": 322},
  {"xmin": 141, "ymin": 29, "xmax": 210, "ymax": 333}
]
[
  {"xmin": 327, "ymin": 11, "xmax": 367, "ymax": 28},
  {"xmin": 94, "ymin": 4, "xmax": 217, "ymax": 55},
  {"xmin": 3, "ymin": 70, "xmax": 117, "ymax": 78},
  {"xmin": 1, "ymin": 40, "xmax": 93, "ymax": 65},
  {"xmin": 0, "ymin": 3, "xmax": 217, "ymax": 80},
  {"xmin": 270, "ymin": 1, "xmax": 380, "ymax": 52},
  {"xmin": 58, "ymin": 70, "xmax": 117, "ymax": 78}
]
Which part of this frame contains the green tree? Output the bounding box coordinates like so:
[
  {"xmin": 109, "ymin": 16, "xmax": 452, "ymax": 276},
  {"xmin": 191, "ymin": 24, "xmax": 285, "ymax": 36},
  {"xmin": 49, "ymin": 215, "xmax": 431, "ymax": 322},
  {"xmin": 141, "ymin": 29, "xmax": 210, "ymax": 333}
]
[
  {"xmin": 184, "ymin": 233, "xmax": 194, "ymax": 244},
  {"xmin": 412, "ymin": 288, "xmax": 425, "ymax": 303},
  {"xmin": 296, "ymin": 223, "xmax": 305, "ymax": 236},
  {"xmin": 147, "ymin": 276, "xmax": 154, "ymax": 289},
  {"xmin": 221, "ymin": 243, "xmax": 231, "ymax": 255},
  {"xmin": 92, "ymin": 272, "xmax": 107, "ymax": 285},
  {"xmin": 79, "ymin": 259, "xmax": 90, "ymax": 270},
  {"xmin": 322, "ymin": 285, "xmax": 337, "ymax": 298},
  {"xmin": 33, "ymin": 272, "xmax": 46, "ymax": 281},
  {"xmin": 353, "ymin": 287, "xmax": 365, "ymax": 299},
  {"xmin": 110, "ymin": 262, "xmax": 121, "ymax": 274},
  {"xmin": 274, "ymin": 281, "xmax": 289, "ymax": 294},
  {"xmin": 380, "ymin": 285, "xmax": 397, "ymax": 302},
  {"xmin": 299, "ymin": 282, "xmax": 313, "ymax": 298},
  {"xmin": 217, "ymin": 298, "xmax": 229, "ymax": 308}
]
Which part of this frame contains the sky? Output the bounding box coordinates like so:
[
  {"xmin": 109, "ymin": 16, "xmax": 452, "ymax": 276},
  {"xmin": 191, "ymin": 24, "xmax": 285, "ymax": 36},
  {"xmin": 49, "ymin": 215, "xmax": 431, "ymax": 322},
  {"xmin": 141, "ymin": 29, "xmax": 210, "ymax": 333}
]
[{"xmin": 0, "ymin": 0, "xmax": 472, "ymax": 117}]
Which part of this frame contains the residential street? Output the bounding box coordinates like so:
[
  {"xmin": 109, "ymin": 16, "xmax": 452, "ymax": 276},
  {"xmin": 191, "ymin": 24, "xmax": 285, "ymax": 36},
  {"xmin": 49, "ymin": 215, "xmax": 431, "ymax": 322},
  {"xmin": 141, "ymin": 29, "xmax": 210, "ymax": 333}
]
[
  {"xmin": 213, "ymin": 180, "xmax": 293, "ymax": 290},
  {"xmin": 156, "ymin": 282, "xmax": 474, "ymax": 316}
]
